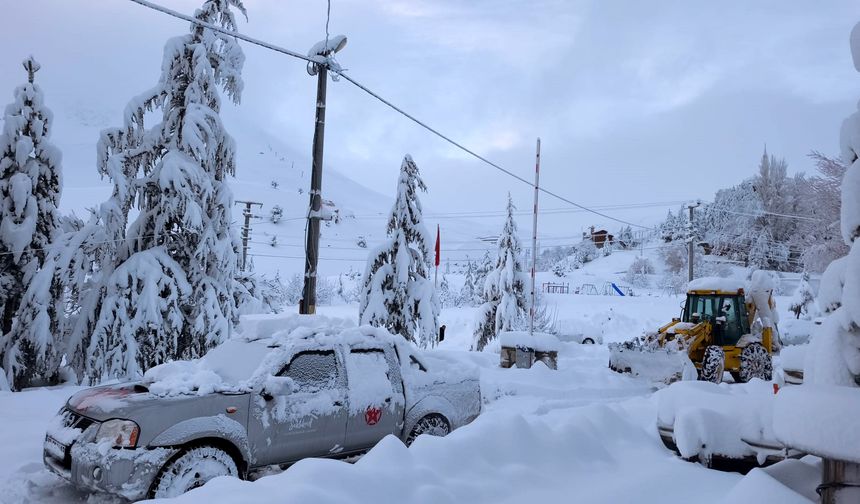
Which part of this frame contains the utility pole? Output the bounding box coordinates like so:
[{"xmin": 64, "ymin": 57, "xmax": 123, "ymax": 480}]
[
  {"xmin": 235, "ymin": 200, "xmax": 262, "ymax": 272},
  {"xmin": 686, "ymin": 200, "xmax": 701, "ymax": 282},
  {"xmin": 300, "ymin": 36, "xmax": 347, "ymax": 315},
  {"xmin": 529, "ymin": 138, "xmax": 541, "ymax": 337}
]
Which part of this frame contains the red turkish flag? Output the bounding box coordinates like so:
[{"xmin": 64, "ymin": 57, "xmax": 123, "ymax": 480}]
[{"xmin": 435, "ymin": 224, "xmax": 441, "ymax": 267}]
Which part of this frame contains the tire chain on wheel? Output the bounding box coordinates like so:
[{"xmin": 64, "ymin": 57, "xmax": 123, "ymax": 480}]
[
  {"xmin": 740, "ymin": 342, "xmax": 773, "ymax": 382},
  {"xmin": 406, "ymin": 415, "xmax": 450, "ymax": 446},
  {"xmin": 699, "ymin": 345, "xmax": 725, "ymax": 384},
  {"xmin": 150, "ymin": 445, "xmax": 239, "ymax": 499}
]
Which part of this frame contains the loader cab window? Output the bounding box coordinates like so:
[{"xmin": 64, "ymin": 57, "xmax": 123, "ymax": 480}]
[
  {"xmin": 715, "ymin": 296, "xmax": 750, "ymax": 346},
  {"xmin": 685, "ymin": 295, "xmax": 716, "ymax": 324}
]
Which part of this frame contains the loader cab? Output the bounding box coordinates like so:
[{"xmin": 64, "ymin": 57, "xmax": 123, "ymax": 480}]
[{"xmin": 683, "ymin": 291, "xmax": 751, "ymax": 346}]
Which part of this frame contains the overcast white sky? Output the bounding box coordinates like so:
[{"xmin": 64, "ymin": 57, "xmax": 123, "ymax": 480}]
[{"xmin": 1, "ymin": 0, "xmax": 859, "ymax": 236}]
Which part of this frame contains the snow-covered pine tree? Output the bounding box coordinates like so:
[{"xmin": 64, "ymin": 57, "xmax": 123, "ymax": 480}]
[
  {"xmin": 359, "ymin": 155, "xmax": 440, "ymax": 347},
  {"xmin": 0, "ymin": 57, "xmax": 64, "ymax": 389},
  {"xmin": 87, "ymin": 0, "xmax": 247, "ymax": 381},
  {"xmin": 473, "ymin": 194, "xmax": 529, "ymax": 351}
]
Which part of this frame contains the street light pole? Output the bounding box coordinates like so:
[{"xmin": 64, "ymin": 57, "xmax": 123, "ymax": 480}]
[{"xmin": 300, "ymin": 36, "xmax": 347, "ymax": 315}]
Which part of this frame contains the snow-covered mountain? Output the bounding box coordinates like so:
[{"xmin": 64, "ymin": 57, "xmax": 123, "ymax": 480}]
[{"xmin": 50, "ymin": 101, "xmax": 500, "ymax": 279}]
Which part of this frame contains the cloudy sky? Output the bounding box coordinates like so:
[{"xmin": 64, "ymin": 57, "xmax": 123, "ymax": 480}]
[{"xmin": 1, "ymin": 0, "xmax": 859, "ymax": 238}]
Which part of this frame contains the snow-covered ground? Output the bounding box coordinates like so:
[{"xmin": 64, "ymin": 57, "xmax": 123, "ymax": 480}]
[{"xmin": 0, "ymin": 290, "xmax": 820, "ymax": 503}]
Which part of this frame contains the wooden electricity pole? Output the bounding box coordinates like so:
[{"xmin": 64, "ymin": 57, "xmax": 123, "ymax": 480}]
[{"xmin": 300, "ymin": 36, "xmax": 347, "ymax": 315}]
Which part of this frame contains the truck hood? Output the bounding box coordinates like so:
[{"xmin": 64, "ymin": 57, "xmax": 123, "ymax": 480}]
[{"xmin": 66, "ymin": 383, "xmax": 157, "ymax": 421}]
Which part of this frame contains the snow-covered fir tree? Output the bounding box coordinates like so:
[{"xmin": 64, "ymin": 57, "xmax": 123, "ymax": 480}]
[
  {"xmin": 438, "ymin": 274, "xmax": 455, "ymax": 308},
  {"xmin": 473, "ymin": 194, "xmax": 529, "ymax": 351},
  {"xmin": 359, "ymin": 155, "xmax": 440, "ymax": 347},
  {"xmin": 85, "ymin": 0, "xmax": 247, "ymax": 381},
  {"xmin": 0, "ymin": 57, "xmax": 64, "ymax": 389},
  {"xmin": 458, "ymin": 259, "xmax": 480, "ymax": 306}
]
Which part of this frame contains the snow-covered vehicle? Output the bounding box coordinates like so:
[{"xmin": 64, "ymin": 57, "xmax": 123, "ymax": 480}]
[
  {"xmin": 554, "ymin": 319, "xmax": 603, "ymax": 345},
  {"xmin": 43, "ymin": 316, "xmax": 481, "ymax": 500}
]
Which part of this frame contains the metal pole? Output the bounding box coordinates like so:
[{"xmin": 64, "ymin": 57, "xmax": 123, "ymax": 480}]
[
  {"xmin": 235, "ymin": 201, "xmax": 261, "ymax": 272},
  {"xmin": 300, "ymin": 64, "xmax": 328, "ymax": 315},
  {"xmin": 687, "ymin": 201, "xmax": 700, "ymax": 282},
  {"xmin": 529, "ymin": 138, "xmax": 541, "ymax": 336}
]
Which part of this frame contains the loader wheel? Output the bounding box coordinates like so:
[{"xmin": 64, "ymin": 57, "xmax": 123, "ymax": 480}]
[
  {"xmin": 698, "ymin": 346, "xmax": 725, "ymax": 384},
  {"xmin": 739, "ymin": 343, "xmax": 772, "ymax": 382}
]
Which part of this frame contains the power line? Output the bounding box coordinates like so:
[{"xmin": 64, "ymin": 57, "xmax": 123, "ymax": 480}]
[
  {"xmin": 706, "ymin": 206, "xmax": 822, "ymax": 222},
  {"xmin": 125, "ymin": 0, "xmax": 655, "ymax": 231}
]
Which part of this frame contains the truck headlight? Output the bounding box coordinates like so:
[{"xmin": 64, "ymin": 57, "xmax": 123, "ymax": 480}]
[{"xmin": 96, "ymin": 419, "xmax": 140, "ymax": 448}]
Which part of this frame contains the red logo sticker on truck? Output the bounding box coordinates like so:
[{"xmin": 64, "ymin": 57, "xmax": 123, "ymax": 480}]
[{"xmin": 365, "ymin": 406, "xmax": 382, "ymax": 426}]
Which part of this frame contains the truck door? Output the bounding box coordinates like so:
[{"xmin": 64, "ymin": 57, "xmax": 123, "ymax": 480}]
[
  {"xmin": 343, "ymin": 347, "xmax": 406, "ymax": 452},
  {"xmin": 248, "ymin": 349, "xmax": 348, "ymax": 466}
]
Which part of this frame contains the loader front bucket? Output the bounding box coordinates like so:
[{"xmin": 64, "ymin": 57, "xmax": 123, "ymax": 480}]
[{"xmin": 608, "ymin": 340, "xmax": 693, "ymax": 384}]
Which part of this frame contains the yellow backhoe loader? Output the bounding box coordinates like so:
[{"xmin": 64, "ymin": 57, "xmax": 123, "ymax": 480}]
[{"xmin": 609, "ymin": 277, "xmax": 779, "ymax": 384}]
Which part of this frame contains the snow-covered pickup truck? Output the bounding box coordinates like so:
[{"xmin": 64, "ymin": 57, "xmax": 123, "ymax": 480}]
[{"xmin": 43, "ymin": 316, "xmax": 481, "ymax": 500}]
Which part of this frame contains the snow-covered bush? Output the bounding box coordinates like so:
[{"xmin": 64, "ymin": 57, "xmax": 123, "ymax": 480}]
[
  {"xmin": 0, "ymin": 57, "xmax": 64, "ymax": 389},
  {"xmin": 473, "ymin": 195, "xmax": 529, "ymax": 351},
  {"xmin": 284, "ymin": 274, "xmax": 303, "ymax": 306},
  {"xmin": 359, "ymin": 156, "xmax": 440, "ymax": 348},
  {"xmin": 439, "ymin": 275, "xmax": 457, "ymax": 308},
  {"xmin": 269, "ymin": 205, "xmax": 283, "ymax": 224},
  {"xmin": 616, "ymin": 226, "xmax": 637, "ymax": 249},
  {"xmin": 789, "ymin": 271, "xmax": 818, "ymax": 320},
  {"xmin": 624, "ymin": 257, "xmax": 654, "ymax": 288}
]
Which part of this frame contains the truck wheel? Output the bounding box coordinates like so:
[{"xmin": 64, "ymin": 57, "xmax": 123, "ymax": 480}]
[
  {"xmin": 149, "ymin": 445, "xmax": 239, "ymax": 498},
  {"xmin": 406, "ymin": 415, "xmax": 450, "ymax": 446},
  {"xmin": 698, "ymin": 346, "xmax": 724, "ymax": 384},
  {"xmin": 581, "ymin": 337, "xmax": 596, "ymax": 345},
  {"xmin": 739, "ymin": 343, "xmax": 773, "ymax": 382}
]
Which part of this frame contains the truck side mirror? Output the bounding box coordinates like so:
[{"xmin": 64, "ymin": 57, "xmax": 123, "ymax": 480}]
[{"xmin": 261, "ymin": 375, "xmax": 297, "ymax": 400}]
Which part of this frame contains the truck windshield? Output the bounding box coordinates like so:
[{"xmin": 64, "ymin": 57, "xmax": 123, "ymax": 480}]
[{"xmin": 201, "ymin": 338, "xmax": 271, "ymax": 384}]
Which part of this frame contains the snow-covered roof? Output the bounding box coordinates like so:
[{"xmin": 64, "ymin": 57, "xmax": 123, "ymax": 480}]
[{"xmin": 687, "ymin": 277, "xmax": 745, "ymax": 293}]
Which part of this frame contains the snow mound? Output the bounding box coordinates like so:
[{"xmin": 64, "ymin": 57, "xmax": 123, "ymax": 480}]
[{"xmin": 774, "ymin": 385, "xmax": 860, "ymax": 463}]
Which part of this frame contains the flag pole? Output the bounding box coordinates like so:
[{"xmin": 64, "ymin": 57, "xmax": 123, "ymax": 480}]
[{"xmin": 529, "ymin": 138, "xmax": 541, "ymax": 337}]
